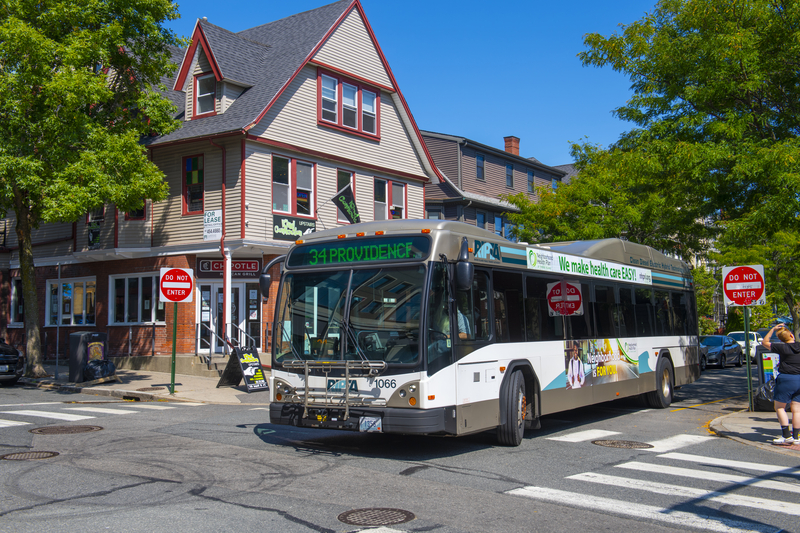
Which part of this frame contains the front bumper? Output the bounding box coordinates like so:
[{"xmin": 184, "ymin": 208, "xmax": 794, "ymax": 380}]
[{"xmin": 269, "ymin": 403, "xmax": 455, "ymax": 435}]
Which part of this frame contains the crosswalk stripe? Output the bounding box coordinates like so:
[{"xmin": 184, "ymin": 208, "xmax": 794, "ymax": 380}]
[
  {"xmin": 568, "ymin": 472, "xmax": 800, "ymax": 517},
  {"xmin": 64, "ymin": 407, "xmax": 139, "ymax": 415},
  {"xmin": 644, "ymin": 434, "xmax": 714, "ymax": 452},
  {"xmin": 0, "ymin": 419, "xmax": 31, "ymax": 428},
  {"xmin": 616, "ymin": 462, "xmax": 800, "ymax": 494},
  {"xmin": 507, "ymin": 486, "xmax": 777, "ymax": 533},
  {"xmin": 0, "ymin": 410, "xmax": 95, "ymax": 422},
  {"xmin": 661, "ymin": 452, "xmax": 800, "ymax": 476},
  {"xmin": 547, "ymin": 429, "xmax": 620, "ymax": 442},
  {"xmin": 121, "ymin": 404, "xmax": 175, "ymax": 410},
  {"xmin": 173, "ymin": 402, "xmax": 204, "ymax": 406}
]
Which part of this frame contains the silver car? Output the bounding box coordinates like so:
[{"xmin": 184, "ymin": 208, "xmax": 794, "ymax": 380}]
[{"xmin": 699, "ymin": 335, "xmax": 743, "ymax": 368}]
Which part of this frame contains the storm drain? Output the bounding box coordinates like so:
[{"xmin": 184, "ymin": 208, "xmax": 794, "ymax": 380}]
[
  {"xmin": 592, "ymin": 439, "xmax": 653, "ymax": 449},
  {"xmin": 338, "ymin": 508, "xmax": 415, "ymax": 526},
  {"xmin": 30, "ymin": 425, "xmax": 103, "ymax": 435},
  {"xmin": 136, "ymin": 387, "xmax": 165, "ymax": 392},
  {"xmin": 1, "ymin": 451, "xmax": 59, "ymax": 460}
]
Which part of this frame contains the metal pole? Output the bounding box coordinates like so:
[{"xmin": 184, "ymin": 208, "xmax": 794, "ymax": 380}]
[
  {"xmin": 745, "ymin": 306, "xmax": 753, "ymax": 412},
  {"xmin": 170, "ymin": 302, "xmax": 177, "ymax": 395}
]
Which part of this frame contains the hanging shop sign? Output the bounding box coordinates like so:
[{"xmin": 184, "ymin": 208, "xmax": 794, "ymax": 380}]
[{"xmin": 273, "ymin": 215, "xmax": 316, "ymax": 242}]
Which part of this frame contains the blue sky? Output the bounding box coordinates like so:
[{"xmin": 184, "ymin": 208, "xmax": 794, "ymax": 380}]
[{"xmin": 166, "ymin": 0, "xmax": 657, "ymax": 167}]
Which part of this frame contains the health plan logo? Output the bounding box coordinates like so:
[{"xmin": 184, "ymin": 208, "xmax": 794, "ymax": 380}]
[{"xmin": 527, "ymin": 248, "xmax": 555, "ymax": 271}]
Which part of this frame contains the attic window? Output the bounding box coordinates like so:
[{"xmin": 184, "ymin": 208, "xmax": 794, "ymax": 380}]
[
  {"xmin": 194, "ymin": 73, "xmax": 216, "ymax": 117},
  {"xmin": 317, "ymin": 68, "xmax": 380, "ymax": 140}
]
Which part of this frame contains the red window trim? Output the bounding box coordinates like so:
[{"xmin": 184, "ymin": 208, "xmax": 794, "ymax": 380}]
[
  {"xmin": 124, "ymin": 200, "xmax": 147, "ymax": 221},
  {"xmin": 317, "ymin": 68, "xmax": 381, "ymax": 141},
  {"xmin": 182, "ymin": 153, "xmax": 205, "ymax": 216},
  {"xmin": 270, "ymin": 154, "xmax": 317, "ymax": 220},
  {"xmin": 374, "ymin": 178, "xmax": 407, "ymax": 220},
  {"xmin": 336, "ymin": 168, "xmax": 355, "ymax": 224},
  {"xmin": 192, "ymin": 72, "xmax": 217, "ymax": 119}
]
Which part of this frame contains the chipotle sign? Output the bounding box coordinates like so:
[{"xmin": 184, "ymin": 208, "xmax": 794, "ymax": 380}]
[{"xmin": 196, "ymin": 259, "xmax": 261, "ymax": 279}]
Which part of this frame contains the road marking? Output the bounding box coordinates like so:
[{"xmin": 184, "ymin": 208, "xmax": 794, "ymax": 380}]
[
  {"xmin": 644, "ymin": 434, "xmax": 714, "ymax": 452},
  {"xmin": 660, "ymin": 452, "xmax": 800, "ymax": 476},
  {"xmin": 122, "ymin": 404, "xmax": 176, "ymax": 410},
  {"xmin": 0, "ymin": 410, "xmax": 95, "ymax": 422},
  {"xmin": 671, "ymin": 395, "xmax": 745, "ymax": 412},
  {"xmin": 0, "ymin": 402, "xmax": 61, "ymax": 408},
  {"xmin": 174, "ymin": 402, "xmax": 204, "ymax": 406},
  {"xmin": 0, "ymin": 419, "xmax": 31, "ymax": 428},
  {"xmin": 568, "ymin": 472, "xmax": 800, "ymax": 516},
  {"xmin": 507, "ymin": 486, "xmax": 777, "ymax": 533},
  {"xmin": 616, "ymin": 462, "xmax": 800, "ymax": 494},
  {"xmin": 547, "ymin": 429, "xmax": 620, "ymax": 442},
  {"xmin": 64, "ymin": 407, "xmax": 138, "ymax": 415}
]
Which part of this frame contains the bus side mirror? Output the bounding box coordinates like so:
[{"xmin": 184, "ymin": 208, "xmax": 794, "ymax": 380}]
[
  {"xmin": 259, "ymin": 272, "xmax": 271, "ymax": 298},
  {"xmin": 456, "ymin": 262, "xmax": 473, "ymax": 292}
]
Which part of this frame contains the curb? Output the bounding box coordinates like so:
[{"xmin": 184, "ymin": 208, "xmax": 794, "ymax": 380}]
[
  {"xmin": 709, "ymin": 411, "xmax": 800, "ymax": 458},
  {"xmin": 19, "ymin": 377, "xmax": 194, "ymax": 403}
]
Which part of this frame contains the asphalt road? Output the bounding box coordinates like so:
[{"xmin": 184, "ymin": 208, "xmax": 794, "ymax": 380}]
[{"xmin": 0, "ymin": 365, "xmax": 797, "ymax": 533}]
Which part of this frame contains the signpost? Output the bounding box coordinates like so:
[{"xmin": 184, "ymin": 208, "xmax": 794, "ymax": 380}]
[
  {"xmin": 160, "ymin": 267, "xmax": 194, "ymax": 394},
  {"xmin": 722, "ymin": 265, "xmax": 766, "ymax": 411}
]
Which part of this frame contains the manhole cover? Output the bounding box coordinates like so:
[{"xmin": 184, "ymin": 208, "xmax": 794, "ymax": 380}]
[
  {"xmin": 338, "ymin": 508, "xmax": 415, "ymax": 526},
  {"xmin": 136, "ymin": 387, "xmax": 165, "ymax": 392},
  {"xmin": 30, "ymin": 425, "xmax": 103, "ymax": 435},
  {"xmin": 1, "ymin": 451, "xmax": 59, "ymax": 460},
  {"xmin": 592, "ymin": 439, "xmax": 654, "ymax": 449}
]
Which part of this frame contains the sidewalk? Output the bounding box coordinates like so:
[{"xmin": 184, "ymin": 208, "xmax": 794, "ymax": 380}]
[
  {"xmin": 709, "ymin": 410, "xmax": 800, "ymax": 457},
  {"xmin": 19, "ymin": 363, "xmax": 272, "ymax": 405}
]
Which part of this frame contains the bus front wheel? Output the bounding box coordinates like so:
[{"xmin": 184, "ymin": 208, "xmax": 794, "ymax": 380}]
[
  {"xmin": 497, "ymin": 371, "xmax": 526, "ymax": 446},
  {"xmin": 646, "ymin": 357, "xmax": 673, "ymax": 409}
]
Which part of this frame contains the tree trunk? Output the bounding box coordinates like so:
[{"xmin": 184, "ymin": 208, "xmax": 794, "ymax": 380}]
[{"xmin": 14, "ymin": 194, "xmax": 46, "ymax": 378}]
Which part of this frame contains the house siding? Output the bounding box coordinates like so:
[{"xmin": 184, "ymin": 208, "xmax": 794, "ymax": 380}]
[
  {"xmin": 312, "ymin": 8, "xmax": 393, "ymax": 89},
  {"xmin": 117, "ymin": 201, "xmax": 153, "ymax": 248},
  {"xmin": 250, "ymin": 65, "xmax": 426, "ymax": 179},
  {"xmin": 422, "ymin": 135, "xmax": 459, "ymax": 185}
]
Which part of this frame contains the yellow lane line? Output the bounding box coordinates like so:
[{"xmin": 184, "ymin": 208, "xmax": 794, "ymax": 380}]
[{"xmin": 671, "ymin": 395, "xmax": 746, "ymax": 412}]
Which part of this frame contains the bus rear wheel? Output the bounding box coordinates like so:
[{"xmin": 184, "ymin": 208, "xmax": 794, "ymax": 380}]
[
  {"xmin": 497, "ymin": 371, "xmax": 526, "ymax": 446},
  {"xmin": 645, "ymin": 357, "xmax": 673, "ymax": 409}
]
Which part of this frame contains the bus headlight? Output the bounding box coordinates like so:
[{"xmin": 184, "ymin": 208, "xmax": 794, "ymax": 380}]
[
  {"xmin": 387, "ymin": 380, "xmax": 419, "ymax": 408},
  {"xmin": 273, "ymin": 379, "xmax": 296, "ymax": 402}
]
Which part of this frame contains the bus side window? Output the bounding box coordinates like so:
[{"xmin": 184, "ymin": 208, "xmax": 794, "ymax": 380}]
[
  {"xmin": 493, "ymin": 271, "xmax": 524, "ymax": 343},
  {"xmin": 470, "ymin": 272, "xmax": 491, "ymax": 341},
  {"xmin": 564, "ymin": 282, "xmax": 593, "ymax": 339},
  {"xmin": 671, "ymin": 292, "xmax": 687, "ymax": 335},
  {"xmin": 594, "ymin": 284, "xmax": 617, "ymax": 338},
  {"xmin": 635, "ymin": 287, "xmax": 654, "ymax": 336},
  {"xmin": 619, "ymin": 287, "xmax": 635, "ymax": 338},
  {"xmin": 524, "ymin": 275, "xmax": 564, "ymax": 341},
  {"xmin": 686, "ymin": 292, "xmax": 698, "ymax": 336},
  {"xmin": 654, "ymin": 290, "xmax": 672, "ymax": 335}
]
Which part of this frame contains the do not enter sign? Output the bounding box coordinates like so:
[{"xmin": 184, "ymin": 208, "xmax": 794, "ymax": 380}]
[
  {"xmin": 722, "ymin": 265, "xmax": 765, "ymax": 307},
  {"xmin": 160, "ymin": 267, "xmax": 194, "ymax": 303},
  {"xmin": 546, "ymin": 281, "xmax": 583, "ymax": 317}
]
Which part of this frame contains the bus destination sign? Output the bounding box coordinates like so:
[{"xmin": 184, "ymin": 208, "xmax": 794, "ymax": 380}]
[{"xmin": 288, "ymin": 236, "xmax": 431, "ymax": 267}]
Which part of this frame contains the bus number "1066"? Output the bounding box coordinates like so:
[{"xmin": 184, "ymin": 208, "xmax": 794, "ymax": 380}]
[{"xmin": 375, "ymin": 379, "xmax": 396, "ymax": 389}]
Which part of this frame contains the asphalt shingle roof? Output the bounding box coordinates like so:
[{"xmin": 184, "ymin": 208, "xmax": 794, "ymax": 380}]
[{"xmin": 144, "ymin": 0, "xmax": 352, "ymax": 146}]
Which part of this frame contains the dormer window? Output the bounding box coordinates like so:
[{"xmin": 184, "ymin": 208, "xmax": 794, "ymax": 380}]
[
  {"xmin": 194, "ymin": 73, "xmax": 216, "ymax": 118},
  {"xmin": 317, "ymin": 69, "xmax": 380, "ymax": 139}
]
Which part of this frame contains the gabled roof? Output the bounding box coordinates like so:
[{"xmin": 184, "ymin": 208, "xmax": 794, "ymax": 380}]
[{"xmin": 145, "ymin": 0, "xmax": 354, "ymax": 146}]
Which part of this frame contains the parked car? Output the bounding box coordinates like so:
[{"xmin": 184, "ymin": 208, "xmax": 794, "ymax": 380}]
[
  {"xmin": 699, "ymin": 335, "xmax": 743, "ymax": 368},
  {"xmin": 0, "ymin": 338, "xmax": 25, "ymax": 385},
  {"xmin": 728, "ymin": 331, "xmax": 763, "ymax": 362}
]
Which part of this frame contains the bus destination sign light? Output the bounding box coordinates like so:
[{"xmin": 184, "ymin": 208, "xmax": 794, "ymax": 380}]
[{"xmin": 722, "ymin": 265, "xmax": 765, "ymax": 307}]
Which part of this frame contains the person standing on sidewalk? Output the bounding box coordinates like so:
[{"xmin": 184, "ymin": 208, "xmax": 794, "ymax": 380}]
[{"xmin": 761, "ymin": 324, "xmax": 800, "ymax": 445}]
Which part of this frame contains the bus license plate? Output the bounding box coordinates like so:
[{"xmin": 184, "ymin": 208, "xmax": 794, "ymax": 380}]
[
  {"xmin": 0, "ymin": 365, "xmax": 8, "ymax": 372},
  {"xmin": 359, "ymin": 416, "xmax": 382, "ymax": 433}
]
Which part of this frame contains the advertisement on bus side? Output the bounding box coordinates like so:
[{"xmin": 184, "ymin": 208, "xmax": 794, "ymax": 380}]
[{"xmin": 565, "ymin": 338, "xmax": 640, "ymax": 390}]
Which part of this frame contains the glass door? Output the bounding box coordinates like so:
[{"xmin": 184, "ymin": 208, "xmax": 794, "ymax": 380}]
[{"xmin": 215, "ymin": 285, "xmax": 243, "ymax": 352}]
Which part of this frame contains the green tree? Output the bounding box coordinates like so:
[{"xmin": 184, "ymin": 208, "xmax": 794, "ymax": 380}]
[{"xmin": 0, "ymin": 0, "xmax": 184, "ymax": 377}]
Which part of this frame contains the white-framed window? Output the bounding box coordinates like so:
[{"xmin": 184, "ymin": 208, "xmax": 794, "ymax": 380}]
[
  {"xmin": 194, "ymin": 73, "xmax": 216, "ymax": 117},
  {"xmin": 426, "ymin": 208, "xmax": 442, "ymax": 220},
  {"xmin": 321, "ymin": 74, "xmax": 337, "ymax": 122},
  {"xmin": 47, "ymin": 277, "xmax": 96, "ymax": 326},
  {"xmin": 272, "ymin": 155, "xmax": 315, "ymax": 217},
  {"xmin": 362, "ymin": 89, "xmax": 376, "ymax": 134},
  {"xmin": 10, "ymin": 278, "xmax": 23, "ymax": 326},
  {"xmin": 110, "ymin": 273, "xmax": 166, "ymax": 324},
  {"xmin": 337, "ymin": 169, "xmax": 354, "ymax": 223},
  {"xmin": 373, "ymin": 178, "xmax": 406, "ymax": 221},
  {"xmin": 528, "ymin": 170, "xmax": 535, "ymax": 193},
  {"xmin": 374, "ymin": 178, "xmax": 387, "ymax": 220},
  {"xmin": 318, "ymin": 69, "xmax": 380, "ymax": 138}
]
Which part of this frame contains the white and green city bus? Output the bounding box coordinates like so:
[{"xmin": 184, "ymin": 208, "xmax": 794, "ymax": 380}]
[{"xmin": 259, "ymin": 220, "xmax": 699, "ymax": 446}]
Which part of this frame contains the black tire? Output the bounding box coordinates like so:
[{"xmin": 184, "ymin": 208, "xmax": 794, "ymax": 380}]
[
  {"xmin": 646, "ymin": 357, "xmax": 674, "ymax": 409},
  {"xmin": 720, "ymin": 354, "xmax": 726, "ymax": 369},
  {"xmin": 700, "ymin": 355, "xmax": 707, "ymax": 372},
  {"xmin": 497, "ymin": 371, "xmax": 526, "ymax": 446},
  {"xmin": 735, "ymin": 351, "xmax": 743, "ymax": 367}
]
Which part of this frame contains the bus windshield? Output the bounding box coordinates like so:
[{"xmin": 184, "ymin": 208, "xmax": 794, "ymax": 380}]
[{"xmin": 274, "ymin": 265, "xmax": 424, "ymax": 365}]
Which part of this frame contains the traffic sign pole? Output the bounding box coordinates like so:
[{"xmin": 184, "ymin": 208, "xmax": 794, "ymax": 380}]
[
  {"xmin": 171, "ymin": 302, "xmax": 177, "ymax": 395},
  {"xmin": 159, "ymin": 267, "xmax": 194, "ymax": 395},
  {"xmin": 745, "ymin": 306, "xmax": 753, "ymax": 412}
]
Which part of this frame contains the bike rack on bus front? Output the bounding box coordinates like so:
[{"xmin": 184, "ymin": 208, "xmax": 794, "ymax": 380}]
[{"xmin": 281, "ymin": 360, "xmax": 387, "ymax": 421}]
